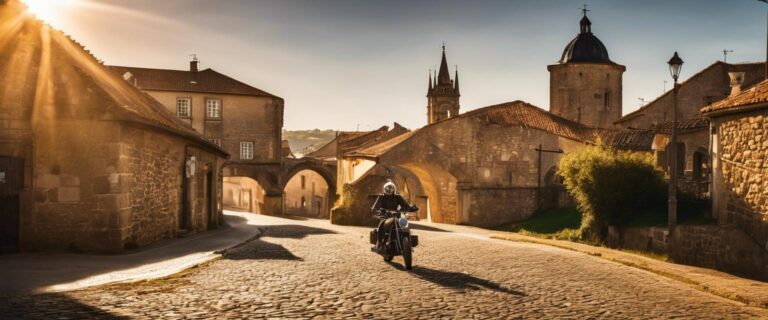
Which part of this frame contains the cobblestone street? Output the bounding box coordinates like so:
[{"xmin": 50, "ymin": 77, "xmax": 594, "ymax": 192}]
[{"xmin": 2, "ymin": 214, "xmax": 767, "ymax": 319}]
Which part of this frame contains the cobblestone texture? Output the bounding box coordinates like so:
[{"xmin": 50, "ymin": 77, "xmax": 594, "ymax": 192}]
[{"xmin": 2, "ymin": 215, "xmax": 767, "ymax": 319}]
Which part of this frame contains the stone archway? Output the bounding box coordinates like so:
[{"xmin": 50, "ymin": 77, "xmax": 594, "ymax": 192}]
[{"xmin": 280, "ymin": 158, "xmax": 337, "ymax": 217}]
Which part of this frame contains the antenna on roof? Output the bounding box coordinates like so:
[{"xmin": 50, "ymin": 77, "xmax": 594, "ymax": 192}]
[
  {"xmin": 663, "ymin": 80, "xmax": 668, "ymax": 93},
  {"xmin": 722, "ymin": 49, "xmax": 733, "ymax": 63},
  {"xmin": 638, "ymin": 97, "xmax": 646, "ymax": 107}
]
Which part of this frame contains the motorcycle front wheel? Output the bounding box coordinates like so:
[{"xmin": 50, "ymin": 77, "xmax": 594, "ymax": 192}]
[
  {"xmin": 402, "ymin": 237, "xmax": 413, "ymax": 270},
  {"xmin": 383, "ymin": 254, "xmax": 393, "ymax": 262}
]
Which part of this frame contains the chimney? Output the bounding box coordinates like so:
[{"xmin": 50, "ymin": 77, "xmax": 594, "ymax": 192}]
[
  {"xmin": 728, "ymin": 71, "xmax": 745, "ymax": 96},
  {"xmin": 190, "ymin": 54, "xmax": 199, "ymax": 73}
]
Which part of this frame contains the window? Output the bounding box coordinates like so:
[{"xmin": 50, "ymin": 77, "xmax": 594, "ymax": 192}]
[
  {"xmin": 176, "ymin": 98, "xmax": 191, "ymax": 117},
  {"xmin": 206, "ymin": 99, "xmax": 221, "ymax": 119},
  {"xmin": 301, "ymin": 175, "xmax": 306, "ymax": 189},
  {"xmin": 209, "ymin": 138, "xmax": 221, "ymax": 146},
  {"xmin": 604, "ymin": 91, "xmax": 610, "ymax": 111},
  {"xmin": 240, "ymin": 141, "xmax": 254, "ymax": 160},
  {"xmin": 301, "ymin": 196, "xmax": 307, "ymax": 209}
]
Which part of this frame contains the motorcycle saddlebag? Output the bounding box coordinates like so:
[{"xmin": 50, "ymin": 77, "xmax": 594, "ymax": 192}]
[
  {"xmin": 369, "ymin": 229, "xmax": 378, "ymax": 245},
  {"xmin": 410, "ymin": 235, "xmax": 419, "ymax": 247}
]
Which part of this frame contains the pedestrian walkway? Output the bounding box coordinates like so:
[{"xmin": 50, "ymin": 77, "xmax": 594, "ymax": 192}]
[{"xmin": 0, "ymin": 210, "xmax": 260, "ymax": 294}]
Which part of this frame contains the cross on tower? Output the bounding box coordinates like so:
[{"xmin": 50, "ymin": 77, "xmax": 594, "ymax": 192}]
[{"xmin": 581, "ymin": 3, "xmax": 590, "ymax": 16}]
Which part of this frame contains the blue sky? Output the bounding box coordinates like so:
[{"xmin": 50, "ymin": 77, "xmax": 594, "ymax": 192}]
[{"xmin": 35, "ymin": 0, "xmax": 768, "ymax": 130}]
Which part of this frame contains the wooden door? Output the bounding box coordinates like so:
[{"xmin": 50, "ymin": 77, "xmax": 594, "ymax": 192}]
[{"xmin": 0, "ymin": 157, "xmax": 23, "ymax": 254}]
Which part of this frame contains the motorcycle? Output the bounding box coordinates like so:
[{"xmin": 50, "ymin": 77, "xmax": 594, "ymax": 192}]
[{"xmin": 369, "ymin": 208, "xmax": 419, "ymax": 270}]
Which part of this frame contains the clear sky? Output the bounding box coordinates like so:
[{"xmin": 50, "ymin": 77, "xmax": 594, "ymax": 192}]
[{"xmin": 25, "ymin": 0, "xmax": 768, "ymax": 130}]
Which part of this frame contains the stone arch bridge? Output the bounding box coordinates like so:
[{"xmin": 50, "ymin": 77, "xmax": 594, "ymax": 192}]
[{"xmin": 223, "ymin": 157, "xmax": 337, "ymax": 215}]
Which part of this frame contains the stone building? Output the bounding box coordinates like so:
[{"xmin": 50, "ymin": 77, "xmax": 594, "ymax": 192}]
[
  {"xmin": 615, "ymin": 62, "xmax": 764, "ymax": 197},
  {"xmin": 0, "ymin": 1, "xmax": 228, "ymax": 253},
  {"xmin": 548, "ymin": 13, "xmax": 625, "ymax": 128},
  {"xmin": 699, "ymin": 80, "xmax": 768, "ymax": 275},
  {"xmin": 332, "ymin": 101, "xmax": 651, "ymax": 226},
  {"xmin": 110, "ymin": 58, "xmax": 285, "ymax": 215},
  {"xmin": 427, "ymin": 46, "xmax": 460, "ymax": 124},
  {"xmin": 283, "ymin": 170, "xmax": 330, "ymax": 217}
]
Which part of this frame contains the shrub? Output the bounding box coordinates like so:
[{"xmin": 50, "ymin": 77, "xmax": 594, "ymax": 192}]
[{"xmin": 558, "ymin": 144, "xmax": 666, "ymax": 242}]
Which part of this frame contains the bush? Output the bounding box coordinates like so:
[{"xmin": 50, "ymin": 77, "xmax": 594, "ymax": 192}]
[{"xmin": 558, "ymin": 144, "xmax": 666, "ymax": 242}]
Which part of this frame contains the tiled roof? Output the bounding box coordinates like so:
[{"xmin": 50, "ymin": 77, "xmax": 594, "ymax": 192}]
[
  {"xmin": 451, "ymin": 100, "xmax": 599, "ymax": 142},
  {"xmin": 649, "ymin": 117, "xmax": 709, "ymax": 134},
  {"xmin": 345, "ymin": 126, "xmax": 415, "ymax": 159},
  {"xmin": 701, "ymin": 79, "xmax": 768, "ymax": 114},
  {"xmin": 345, "ymin": 101, "xmax": 656, "ymax": 159},
  {"xmin": 597, "ymin": 129, "xmax": 654, "ymax": 151},
  {"xmin": 0, "ymin": 2, "xmax": 226, "ymax": 156},
  {"xmin": 108, "ymin": 66, "xmax": 280, "ymax": 98}
]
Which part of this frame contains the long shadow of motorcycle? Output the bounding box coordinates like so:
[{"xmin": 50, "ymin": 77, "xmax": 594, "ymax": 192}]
[{"xmin": 388, "ymin": 263, "xmax": 527, "ymax": 297}]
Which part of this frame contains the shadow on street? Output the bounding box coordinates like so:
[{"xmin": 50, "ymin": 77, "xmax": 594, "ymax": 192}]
[
  {"xmin": 261, "ymin": 225, "xmax": 337, "ymax": 239},
  {"xmin": 389, "ymin": 263, "xmax": 526, "ymax": 296},
  {"xmin": 0, "ymin": 292, "xmax": 127, "ymax": 319},
  {"xmin": 408, "ymin": 223, "xmax": 451, "ymax": 233},
  {"xmin": 224, "ymin": 240, "xmax": 302, "ymax": 261}
]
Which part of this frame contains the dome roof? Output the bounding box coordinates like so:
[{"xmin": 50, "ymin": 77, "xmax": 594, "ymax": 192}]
[{"xmin": 560, "ymin": 16, "xmax": 613, "ymax": 64}]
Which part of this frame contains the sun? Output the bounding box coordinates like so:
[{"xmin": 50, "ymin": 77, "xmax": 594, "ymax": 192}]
[{"xmin": 22, "ymin": 0, "xmax": 74, "ymax": 27}]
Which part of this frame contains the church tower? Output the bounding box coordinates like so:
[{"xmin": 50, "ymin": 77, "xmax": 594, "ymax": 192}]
[
  {"xmin": 548, "ymin": 10, "xmax": 625, "ymax": 128},
  {"xmin": 427, "ymin": 45, "xmax": 460, "ymax": 124}
]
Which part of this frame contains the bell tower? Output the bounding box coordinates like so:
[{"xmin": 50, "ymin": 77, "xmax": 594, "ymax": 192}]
[
  {"xmin": 427, "ymin": 45, "xmax": 460, "ymax": 124},
  {"xmin": 547, "ymin": 9, "xmax": 625, "ymax": 128}
]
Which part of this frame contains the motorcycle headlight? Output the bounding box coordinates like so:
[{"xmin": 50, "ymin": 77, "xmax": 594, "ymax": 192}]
[{"xmin": 398, "ymin": 217, "xmax": 409, "ymax": 228}]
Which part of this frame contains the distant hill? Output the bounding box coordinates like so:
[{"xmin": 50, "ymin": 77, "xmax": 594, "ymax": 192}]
[{"xmin": 283, "ymin": 129, "xmax": 337, "ymax": 157}]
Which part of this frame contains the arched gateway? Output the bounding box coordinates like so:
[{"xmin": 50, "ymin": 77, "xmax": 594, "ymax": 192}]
[{"xmin": 223, "ymin": 157, "xmax": 337, "ymax": 216}]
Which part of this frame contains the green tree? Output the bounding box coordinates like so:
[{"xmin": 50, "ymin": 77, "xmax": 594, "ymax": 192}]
[{"xmin": 558, "ymin": 144, "xmax": 666, "ymax": 242}]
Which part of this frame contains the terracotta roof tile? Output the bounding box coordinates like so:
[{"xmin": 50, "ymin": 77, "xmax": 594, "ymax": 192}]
[
  {"xmin": 108, "ymin": 66, "xmax": 280, "ymax": 98},
  {"xmin": 701, "ymin": 79, "xmax": 768, "ymax": 114}
]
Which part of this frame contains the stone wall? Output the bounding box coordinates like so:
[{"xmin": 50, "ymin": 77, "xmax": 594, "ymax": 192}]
[
  {"xmin": 337, "ymin": 104, "xmax": 586, "ymax": 227},
  {"xmin": 713, "ymin": 108, "xmax": 768, "ymax": 249},
  {"xmin": 669, "ymin": 225, "xmax": 767, "ymax": 280},
  {"xmin": 16, "ymin": 117, "xmax": 224, "ymax": 253},
  {"xmin": 606, "ymin": 226, "xmax": 669, "ymax": 254},
  {"xmin": 548, "ymin": 62, "xmax": 624, "ymax": 128}
]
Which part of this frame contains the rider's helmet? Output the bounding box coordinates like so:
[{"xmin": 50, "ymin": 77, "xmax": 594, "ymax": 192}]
[{"xmin": 383, "ymin": 181, "xmax": 396, "ymax": 195}]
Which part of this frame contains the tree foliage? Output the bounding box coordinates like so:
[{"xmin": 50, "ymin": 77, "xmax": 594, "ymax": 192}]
[{"xmin": 558, "ymin": 145, "xmax": 667, "ymax": 241}]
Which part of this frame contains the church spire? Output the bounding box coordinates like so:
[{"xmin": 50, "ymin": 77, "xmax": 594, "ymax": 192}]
[
  {"xmin": 428, "ymin": 69, "xmax": 433, "ymax": 93},
  {"xmin": 437, "ymin": 43, "xmax": 451, "ymax": 85},
  {"xmin": 454, "ymin": 66, "xmax": 460, "ymax": 95}
]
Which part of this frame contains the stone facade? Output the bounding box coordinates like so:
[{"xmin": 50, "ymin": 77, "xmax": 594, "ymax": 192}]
[
  {"xmin": 548, "ymin": 63, "xmax": 624, "ymax": 128},
  {"xmin": 334, "ymin": 102, "xmax": 604, "ymax": 227},
  {"xmin": 711, "ymin": 108, "xmax": 768, "ymax": 249},
  {"xmin": 110, "ymin": 61, "xmax": 285, "ymax": 217},
  {"xmin": 0, "ymin": 3, "xmax": 227, "ymax": 254},
  {"xmin": 283, "ymin": 169, "xmax": 330, "ymax": 217}
]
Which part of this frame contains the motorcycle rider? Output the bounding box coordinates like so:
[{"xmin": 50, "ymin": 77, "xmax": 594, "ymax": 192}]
[{"xmin": 371, "ymin": 181, "xmax": 418, "ymax": 251}]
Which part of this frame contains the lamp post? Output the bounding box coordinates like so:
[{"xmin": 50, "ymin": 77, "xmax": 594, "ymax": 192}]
[
  {"xmin": 760, "ymin": 0, "xmax": 768, "ymax": 79},
  {"xmin": 667, "ymin": 52, "xmax": 684, "ymax": 228}
]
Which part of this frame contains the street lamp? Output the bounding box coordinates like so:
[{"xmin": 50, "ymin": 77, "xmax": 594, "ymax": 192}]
[
  {"xmin": 760, "ymin": 0, "xmax": 768, "ymax": 79},
  {"xmin": 667, "ymin": 52, "xmax": 683, "ymax": 228}
]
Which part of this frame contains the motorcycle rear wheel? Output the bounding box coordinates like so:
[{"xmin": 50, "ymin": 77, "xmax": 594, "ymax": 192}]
[{"xmin": 402, "ymin": 237, "xmax": 413, "ymax": 270}]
